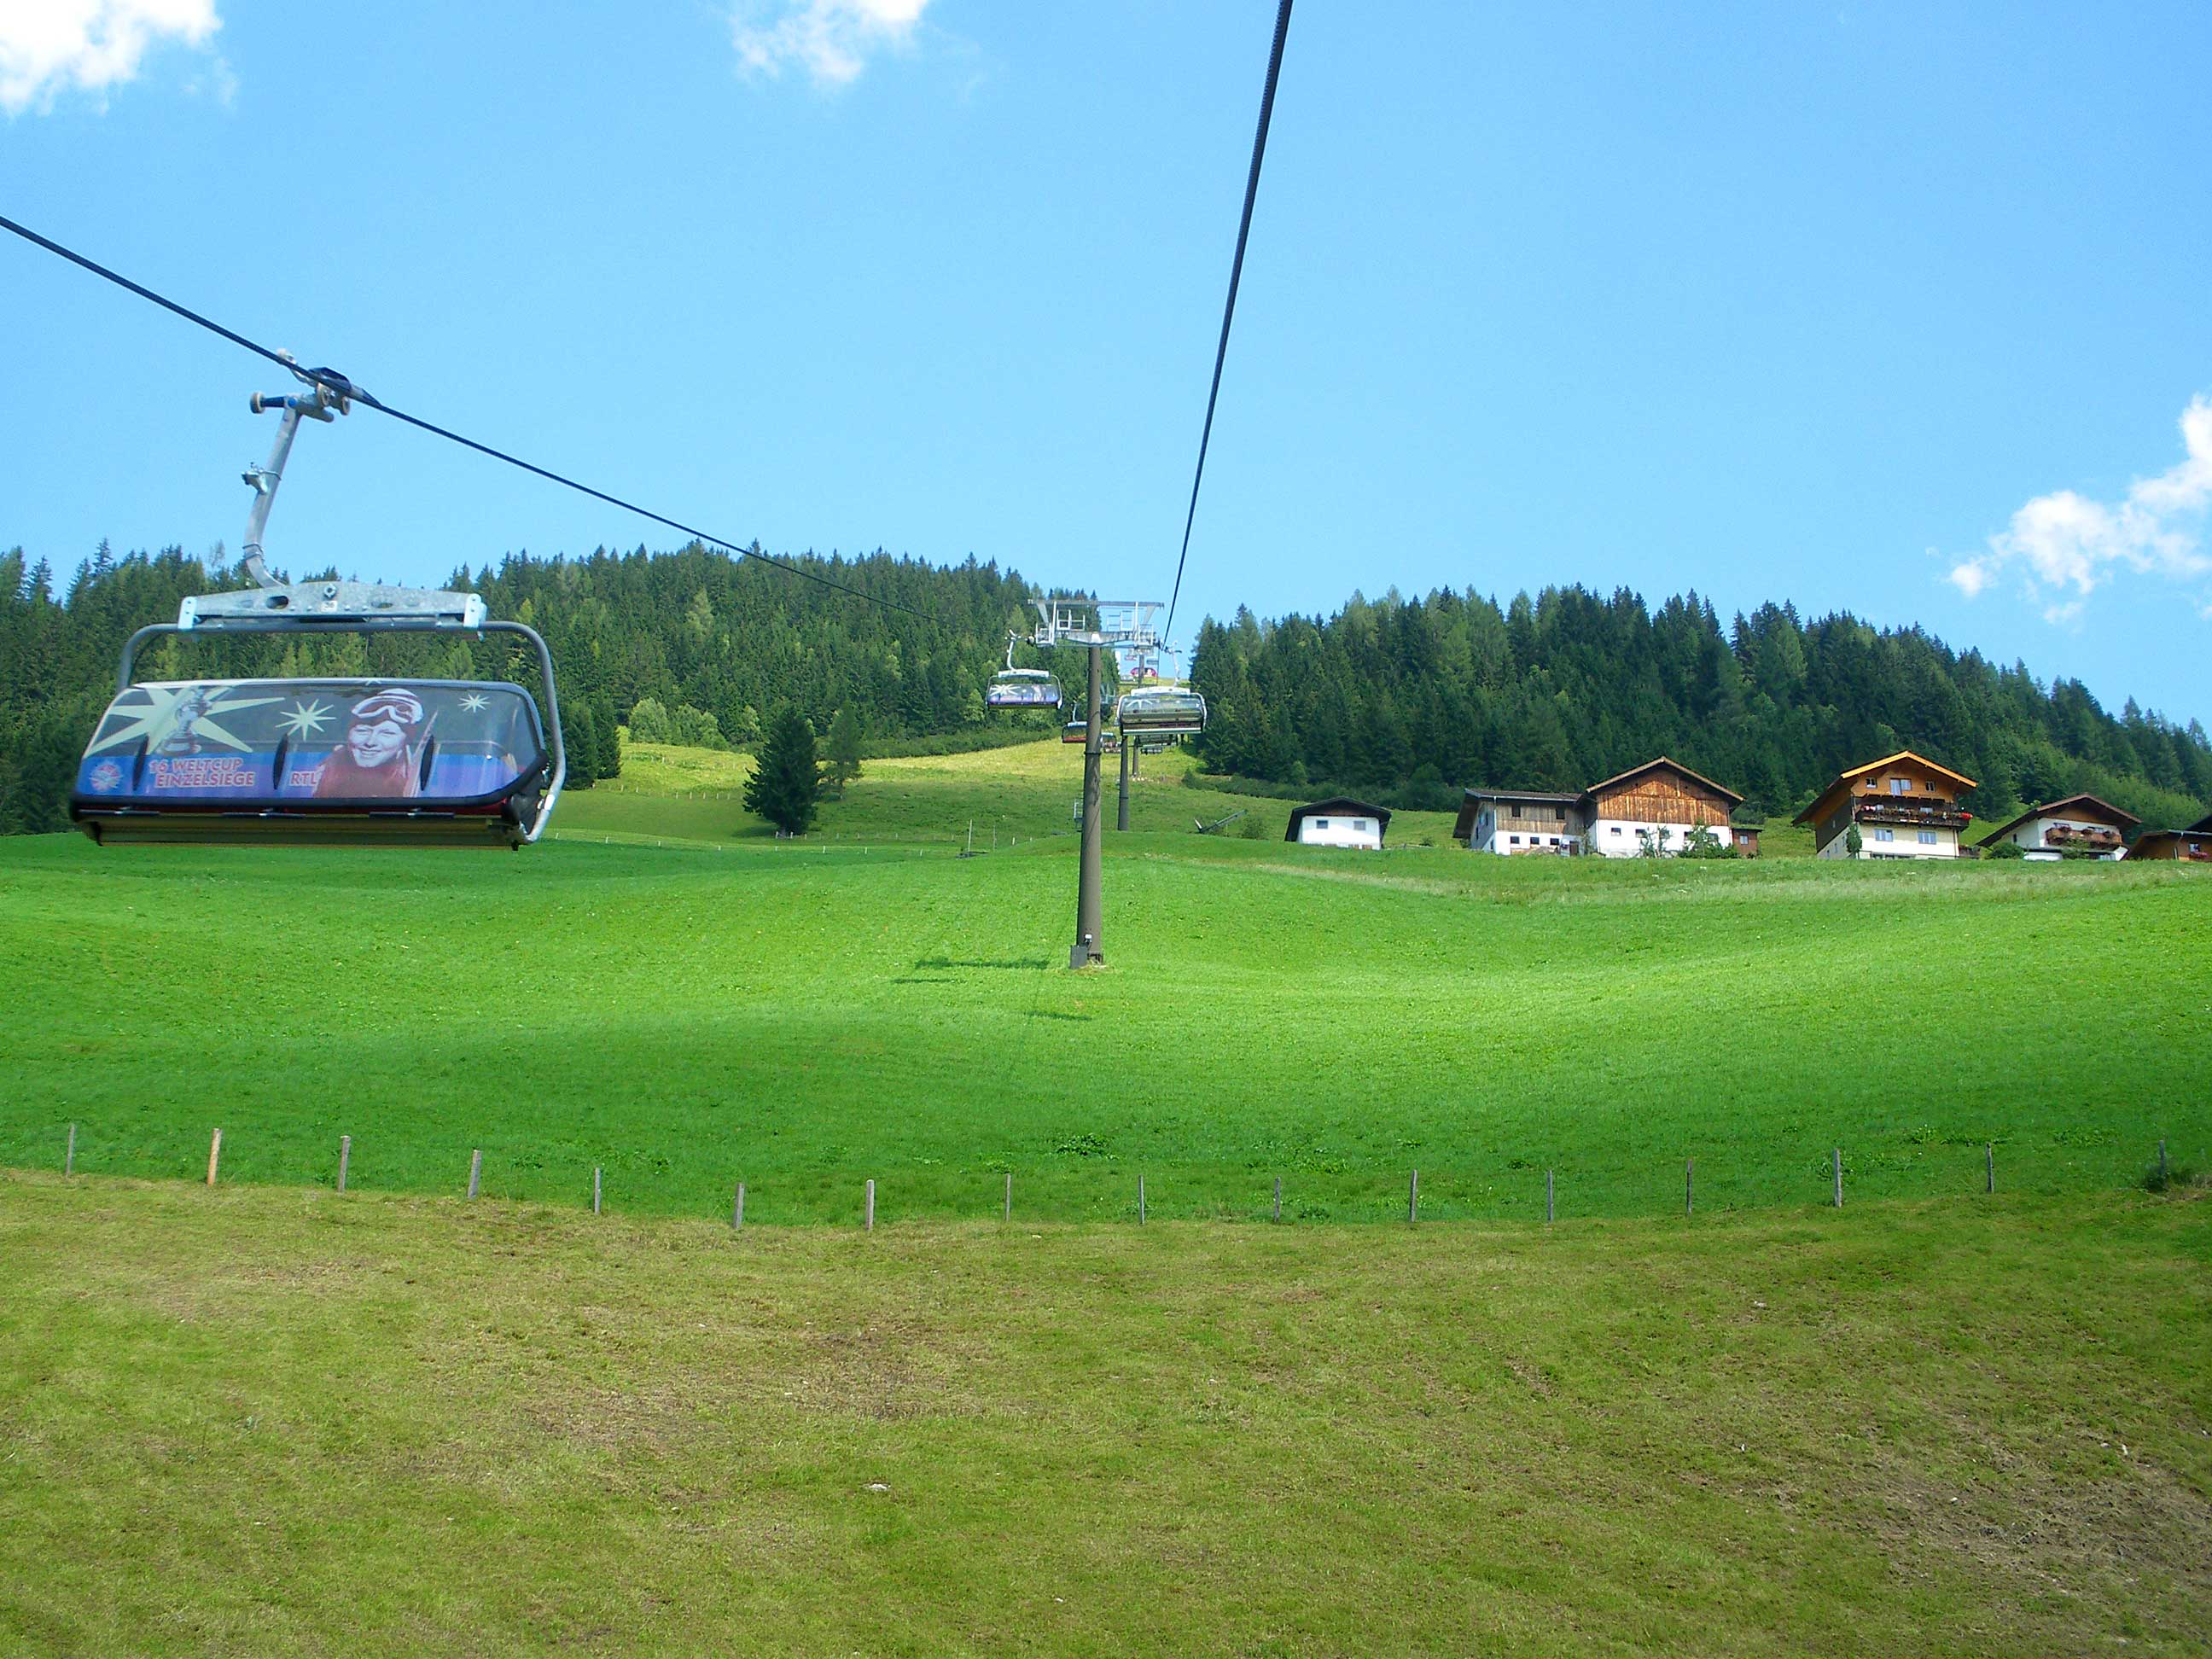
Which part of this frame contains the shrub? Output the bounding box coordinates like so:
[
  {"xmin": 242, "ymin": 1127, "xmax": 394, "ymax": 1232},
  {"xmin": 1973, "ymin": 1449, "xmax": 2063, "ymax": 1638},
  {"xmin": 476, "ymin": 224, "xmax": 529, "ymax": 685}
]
[
  {"xmin": 2142, "ymin": 1157, "xmax": 2201, "ymax": 1194},
  {"xmin": 1985, "ymin": 840, "xmax": 2027, "ymax": 859}
]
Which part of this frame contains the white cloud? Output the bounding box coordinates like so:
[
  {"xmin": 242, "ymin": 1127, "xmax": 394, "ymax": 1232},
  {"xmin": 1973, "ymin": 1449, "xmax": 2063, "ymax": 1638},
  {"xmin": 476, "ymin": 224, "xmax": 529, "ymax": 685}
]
[
  {"xmin": 1950, "ymin": 395, "xmax": 2212, "ymax": 616},
  {"xmin": 731, "ymin": 0, "xmax": 927, "ymax": 87},
  {"xmin": 0, "ymin": 0, "xmax": 221, "ymax": 115}
]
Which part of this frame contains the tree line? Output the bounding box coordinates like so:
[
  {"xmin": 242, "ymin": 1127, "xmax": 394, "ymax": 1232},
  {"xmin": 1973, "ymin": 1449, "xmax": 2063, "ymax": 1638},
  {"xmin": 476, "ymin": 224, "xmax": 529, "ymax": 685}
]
[
  {"xmin": 1188, "ymin": 586, "xmax": 2212, "ymax": 828},
  {"xmin": 3, "ymin": 541, "xmax": 2205, "ymax": 835}
]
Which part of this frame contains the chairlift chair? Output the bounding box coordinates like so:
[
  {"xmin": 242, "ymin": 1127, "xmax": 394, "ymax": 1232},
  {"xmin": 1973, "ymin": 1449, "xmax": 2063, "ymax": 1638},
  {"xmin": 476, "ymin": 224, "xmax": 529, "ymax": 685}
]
[
  {"xmin": 69, "ymin": 364, "xmax": 566, "ymax": 848},
  {"xmin": 985, "ymin": 634, "xmax": 1062, "ymax": 709},
  {"xmin": 1114, "ymin": 685, "xmax": 1207, "ymax": 737}
]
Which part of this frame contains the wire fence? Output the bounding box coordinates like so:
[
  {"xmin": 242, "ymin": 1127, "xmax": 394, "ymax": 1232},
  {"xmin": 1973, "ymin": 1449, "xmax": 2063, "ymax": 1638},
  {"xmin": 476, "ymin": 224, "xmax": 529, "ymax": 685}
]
[{"xmin": 20, "ymin": 1123, "xmax": 2200, "ymax": 1230}]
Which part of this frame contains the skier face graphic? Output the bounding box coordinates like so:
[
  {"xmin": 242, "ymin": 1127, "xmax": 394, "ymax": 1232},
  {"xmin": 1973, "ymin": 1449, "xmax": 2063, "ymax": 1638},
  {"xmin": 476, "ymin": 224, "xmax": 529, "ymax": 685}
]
[
  {"xmin": 341, "ymin": 689, "xmax": 425, "ymax": 770},
  {"xmin": 344, "ymin": 713, "xmax": 409, "ymax": 769}
]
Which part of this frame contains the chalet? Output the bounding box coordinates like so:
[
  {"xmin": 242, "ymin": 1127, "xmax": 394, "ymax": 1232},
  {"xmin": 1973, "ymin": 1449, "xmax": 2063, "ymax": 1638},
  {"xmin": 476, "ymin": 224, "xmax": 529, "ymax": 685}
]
[
  {"xmin": 1285, "ymin": 797, "xmax": 1391, "ymax": 851},
  {"xmin": 1452, "ymin": 789, "xmax": 1584, "ymax": 855},
  {"xmin": 2125, "ymin": 811, "xmax": 2212, "ymax": 862},
  {"xmin": 1454, "ymin": 758, "xmax": 1744, "ymax": 858},
  {"xmin": 1794, "ymin": 751, "xmax": 1976, "ymax": 859},
  {"xmin": 1580, "ymin": 758, "xmax": 1744, "ymax": 858},
  {"xmin": 1981, "ymin": 794, "xmax": 2139, "ymax": 861}
]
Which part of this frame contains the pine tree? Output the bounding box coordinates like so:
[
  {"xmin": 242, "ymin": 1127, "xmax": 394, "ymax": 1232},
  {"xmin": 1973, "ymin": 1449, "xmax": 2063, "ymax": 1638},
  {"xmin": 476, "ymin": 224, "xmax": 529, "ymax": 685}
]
[
  {"xmin": 824, "ymin": 705, "xmax": 864, "ymax": 795},
  {"xmin": 744, "ymin": 705, "xmax": 821, "ymax": 834}
]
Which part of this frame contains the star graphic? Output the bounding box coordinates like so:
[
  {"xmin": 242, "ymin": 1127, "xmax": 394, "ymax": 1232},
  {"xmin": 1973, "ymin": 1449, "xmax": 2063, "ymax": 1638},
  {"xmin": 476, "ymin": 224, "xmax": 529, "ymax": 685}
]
[
  {"xmin": 276, "ymin": 698, "xmax": 335, "ymax": 739},
  {"xmin": 459, "ymin": 692, "xmax": 489, "ymax": 714},
  {"xmin": 88, "ymin": 683, "xmax": 283, "ymax": 755}
]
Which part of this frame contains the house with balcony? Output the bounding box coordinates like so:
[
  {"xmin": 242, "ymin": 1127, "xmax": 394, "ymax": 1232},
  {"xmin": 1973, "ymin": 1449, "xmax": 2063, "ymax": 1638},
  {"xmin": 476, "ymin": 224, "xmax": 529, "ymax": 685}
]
[
  {"xmin": 1981, "ymin": 794, "xmax": 2138, "ymax": 861},
  {"xmin": 2125, "ymin": 810, "xmax": 2212, "ymax": 862},
  {"xmin": 1453, "ymin": 789, "xmax": 1585, "ymax": 855},
  {"xmin": 1794, "ymin": 751, "xmax": 1976, "ymax": 859}
]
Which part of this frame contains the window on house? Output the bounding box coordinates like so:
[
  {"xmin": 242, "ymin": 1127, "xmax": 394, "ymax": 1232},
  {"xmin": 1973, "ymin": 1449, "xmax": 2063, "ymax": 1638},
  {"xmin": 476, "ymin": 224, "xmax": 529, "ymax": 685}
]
[
  {"xmin": 1549, "ymin": 837, "xmax": 1559, "ymax": 846},
  {"xmin": 1890, "ymin": 778, "xmax": 1908, "ymax": 795},
  {"xmin": 1918, "ymin": 830, "xmax": 1937, "ymax": 845},
  {"xmin": 1353, "ymin": 819, "xmax": 1368, "ymax": 831},
  {"xmin": 1875, "ymin": 828, "xmax": 1895, "ymax": 841},
  {"xmin": 1314, "ymin": 818, "xmax": 1329, "ymax": 830},
  {"xmin": 1610, "ymin": 825, "xmax": 1622, "ymax": 835},
  {"xmin": 1509, "ymin": 835, "xmax": 1520, "ymax": 846}
]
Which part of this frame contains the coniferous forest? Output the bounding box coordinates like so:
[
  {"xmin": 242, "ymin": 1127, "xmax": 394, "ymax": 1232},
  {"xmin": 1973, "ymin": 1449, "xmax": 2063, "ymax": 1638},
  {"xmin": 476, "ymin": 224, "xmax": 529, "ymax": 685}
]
[{"xmin": 3, "ymin": 539, "xmax": 2208, "ymax": 834}]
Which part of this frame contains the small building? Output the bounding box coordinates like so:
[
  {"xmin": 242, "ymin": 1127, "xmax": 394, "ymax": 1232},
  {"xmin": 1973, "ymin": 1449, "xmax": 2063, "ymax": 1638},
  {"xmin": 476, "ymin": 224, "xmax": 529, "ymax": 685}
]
[
  {"xmin": 1732, "ymin": 825, "xmax": 1761, "ymax": 859},
  {"xmin": 1795, "ymin": 750, "xmax": 1977, "ymax": 859},
  {"xmin": 1285, "ymin": 797, "xmax": 1391, "ymax": 850},
  {"xmin": 1581, "ymin": 757, "xmax": 1744, "ymax": 859},
  {"xmin": 1452, "ymin": 789, "xmax": 1585, "ymax": 855},
  {"xmin": 1981, "ymin": 794, "xmax": 2139, "ymax": 861},
  {"xmin": 2126, "ymin": 810, "xmax": 2212, "ymax": 862}
]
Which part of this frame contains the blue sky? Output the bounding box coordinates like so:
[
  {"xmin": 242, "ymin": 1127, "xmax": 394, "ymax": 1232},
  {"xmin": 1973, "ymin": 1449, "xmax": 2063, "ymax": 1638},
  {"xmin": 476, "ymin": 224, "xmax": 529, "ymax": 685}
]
[{"xmin": 3, "ymin": 2, "xmax": 2209, "ymax": 725}]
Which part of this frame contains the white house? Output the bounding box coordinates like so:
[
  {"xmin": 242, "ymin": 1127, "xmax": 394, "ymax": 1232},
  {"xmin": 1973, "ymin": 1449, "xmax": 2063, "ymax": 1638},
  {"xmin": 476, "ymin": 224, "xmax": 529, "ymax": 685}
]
[
  {"xmin": 1285, "ymin": 796, "xmax": 1391, "ymax": 850},
  {"xmin": 1452, "ymin": 789, "xmax": 1585, "ymax": 855},
  {"xmin": 1980, "ymin": 794, "xmax": 2138, "ymax": 861}
]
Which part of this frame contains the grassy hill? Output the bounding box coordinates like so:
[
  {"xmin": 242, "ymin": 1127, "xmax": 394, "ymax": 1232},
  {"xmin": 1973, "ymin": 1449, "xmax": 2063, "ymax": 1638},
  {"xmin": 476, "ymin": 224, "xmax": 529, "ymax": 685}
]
[
  {"xmin": 0, "ymin": 738, "xmax": 2203, "ymax": 1224},
  {"xmin": 566, "ymin": 736, "xmax": 1465, "ymax": 848},
  {"xmin": 5, "ymin": 737, "xmax": 2209, "ymax": 1654},
  {"xmin": 2, "ymin": 1174, "xmax": 2205, "ymax": 1655}
]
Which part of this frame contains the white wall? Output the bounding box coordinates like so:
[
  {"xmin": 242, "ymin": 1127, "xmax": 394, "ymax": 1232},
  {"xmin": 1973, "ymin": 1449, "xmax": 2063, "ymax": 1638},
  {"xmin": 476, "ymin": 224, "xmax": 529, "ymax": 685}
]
[
  {"xmin": 1588, "ymin": 818, "xmax": 1735, "ymax": 859},
  {"xmin": 1296, "ymin": 814, "xmax": 1384, "ymax": 850},
  {"xmin": 1825, "ymin": 823, "xmax": 1962, "ymax": 859},
  {"xmin": 1468, "ymin": 806, "xmax": 1579, "ymax": 854}
]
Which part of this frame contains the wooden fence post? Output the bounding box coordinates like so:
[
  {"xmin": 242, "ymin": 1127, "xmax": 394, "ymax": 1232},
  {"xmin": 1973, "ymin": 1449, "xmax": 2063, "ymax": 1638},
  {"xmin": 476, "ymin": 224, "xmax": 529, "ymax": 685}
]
[
  {"xmin": 733, "ymin": 1182, "xmax": 745, "ymax": 1230},
  {"xmin": 467, "ymin": 1148, "xmax": 482, "ymax": 1200},
  {"xmin": 1408, "ymin": 1169, "xmax": 1419, "ymax": 1224},
  {"xmin": 1685, "ymin": 1157, "xmax": 1693, "ymax": 1218},
  {"xmin": 1004, "ymin": 1172, "xmax": 1012, "ymax": 1221},
  {"xmin": 1138, "ymin": 1174, "xmax": 1147, "ymax": 1225},
  {"xmin": 1832, "ymin": 1147, "xmax": 1843, "ymax": 1209},
  {"xmin": 1986, "ymin": 1142, "xmax": 1994, "ymax": 1195},
  {"xmin": 64, "ymin": 1123, "xmax": 75, "ymax": 1178},
  {"xmin": 593, "ymin": 1167, "xmax": 602, "ymax": 1215},
  {"xmin": 864, "ymin": 1179, "xmax": 876, "ymax": 1231},
  {"xmin": 337, "ymin": 1134, "xmax": 351, "ymax": 1195},
  {"xmin": 1273, "ymin": 1175, "xmax": 1282, "ymax": 1223},
  {"xmin": 1545, "ymin": 1168, "xmax": 1554, "ymax": 1224},
  {"xmin": 207, "ymin": 1127, "xmax": 222, "ymax": 1187}
]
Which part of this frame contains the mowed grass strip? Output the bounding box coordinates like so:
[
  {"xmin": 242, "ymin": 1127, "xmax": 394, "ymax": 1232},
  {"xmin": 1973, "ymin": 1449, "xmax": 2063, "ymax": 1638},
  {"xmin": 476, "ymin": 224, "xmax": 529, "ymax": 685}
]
[
  {"xmin": 0, "ymin": 1174, "xmax": 2205, "ymax": 1655},
  {"xmin": 1, "ymin": 821, "xmax": 2207, "ymax": 1222}
]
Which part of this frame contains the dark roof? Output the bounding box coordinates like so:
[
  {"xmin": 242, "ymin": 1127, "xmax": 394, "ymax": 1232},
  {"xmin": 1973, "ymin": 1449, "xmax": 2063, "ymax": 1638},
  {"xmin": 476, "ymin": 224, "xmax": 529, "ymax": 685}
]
[
  {"xmin": 1285, "ymin": 797, "xmax": 1392, "ymax": 841},
  {"xmin": 2189, "ymin": 810, "xmax": 2212, "ymax": 835},
  {"xmin": 1980, "ymin": 794, "xmax": 2143, "ymax": 844},
  {"xmin": 1458, "ymin": 787, "xmax": 1582, "ymax": 804},
  {"xmin": 1581, "ymin": 755, "xmax": 1745, "ymax": 809}
]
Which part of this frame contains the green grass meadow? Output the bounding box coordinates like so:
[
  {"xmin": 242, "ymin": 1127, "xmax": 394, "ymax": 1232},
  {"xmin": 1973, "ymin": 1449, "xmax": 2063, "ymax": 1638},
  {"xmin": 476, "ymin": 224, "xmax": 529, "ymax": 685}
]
[
  {"xmin": 4, "ymin": 737, "xmax": 2210, "ymax": 1654},
  {"xmin": 1, "ymin": 1175, "xmax": 2205, "ymax": 1655},
  {"xmin": 0, "ymin": 738, "xmax": 2205, "ymax": 1225}
]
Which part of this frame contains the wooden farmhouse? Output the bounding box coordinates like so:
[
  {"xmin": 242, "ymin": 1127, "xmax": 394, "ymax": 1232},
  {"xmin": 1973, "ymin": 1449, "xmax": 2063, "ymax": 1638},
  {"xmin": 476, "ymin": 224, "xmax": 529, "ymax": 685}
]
[
  {"xmin": 1285, "ymin": 796, "xmax": 1391, "ymax": 851},
  {"xmin": 1795, "ymin": 750, "xmax": 1976, "ymax": 859},
  {"xmin": 2125, "ymin": 810, "xmax": 2212, "ymax": 862},
  {"xmin": 1454, "ymin": 758, "xmax": 1745, "ymax": 858},
  {"xmin": 1581, "ymin": 758, "xmax": 1744, "ymax": 857},
  {"xmin": 1981, "ymin": 794, "xmax": 2139, "ymax": 861}
]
